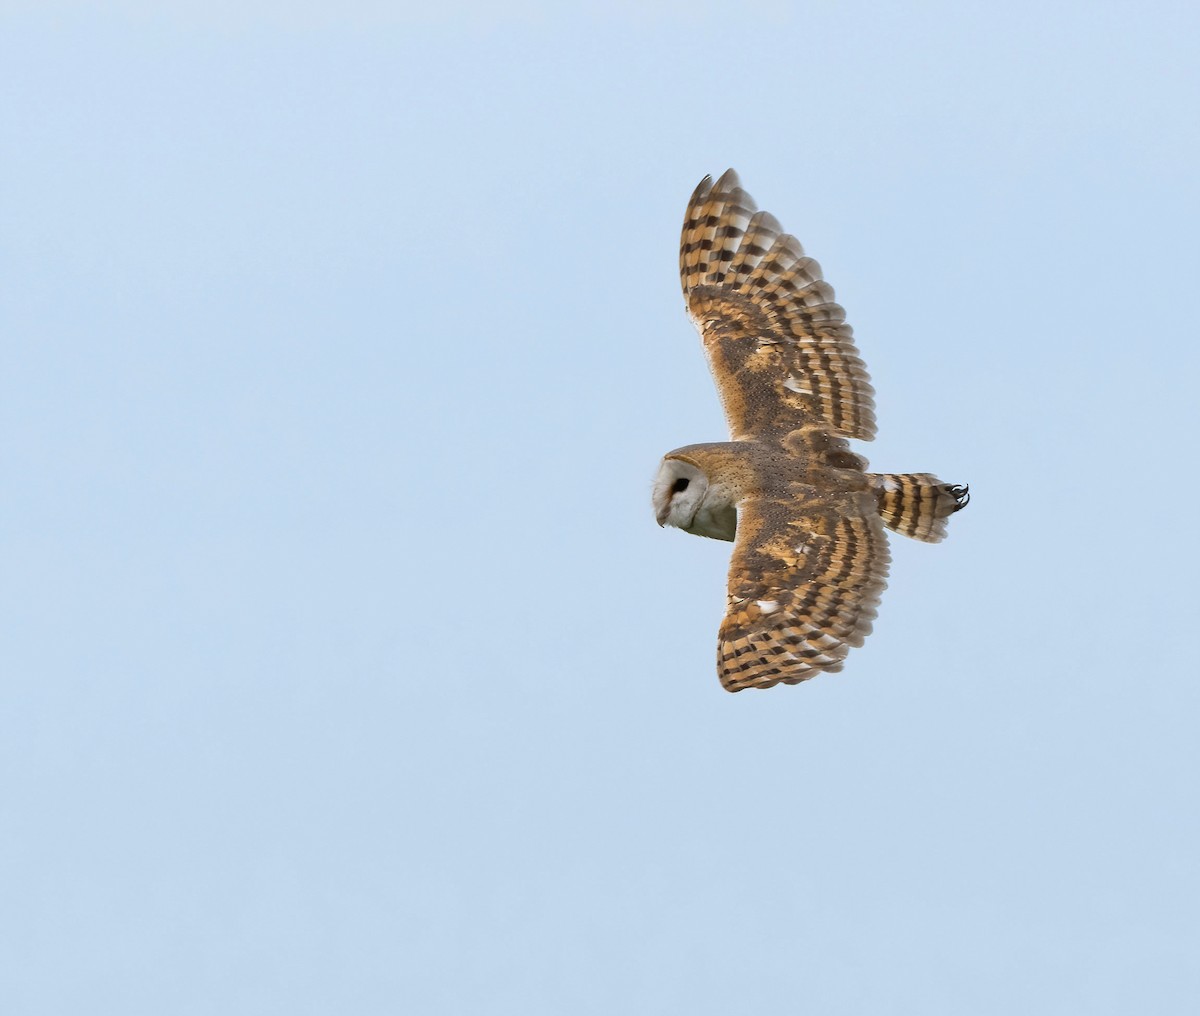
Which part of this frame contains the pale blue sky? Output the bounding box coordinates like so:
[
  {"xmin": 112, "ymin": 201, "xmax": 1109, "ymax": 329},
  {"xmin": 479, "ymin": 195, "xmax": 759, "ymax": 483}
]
[{"xmin": 3, "ymin": 2, "xmax": 1199, "ymax": 1013}]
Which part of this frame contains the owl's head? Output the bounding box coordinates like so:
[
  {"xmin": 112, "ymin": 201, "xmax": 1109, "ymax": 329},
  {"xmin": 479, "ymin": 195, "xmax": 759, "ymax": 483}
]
[{"xmin": 652, "ymin": 456, "xmax": 710, "ymax": 530}]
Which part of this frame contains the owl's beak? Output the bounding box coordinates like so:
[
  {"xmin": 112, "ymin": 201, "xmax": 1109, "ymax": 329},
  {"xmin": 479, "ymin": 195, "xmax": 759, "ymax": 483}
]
[{"xmin": 655, "ymin": 503, "xmax": 669, "ymax": 527}]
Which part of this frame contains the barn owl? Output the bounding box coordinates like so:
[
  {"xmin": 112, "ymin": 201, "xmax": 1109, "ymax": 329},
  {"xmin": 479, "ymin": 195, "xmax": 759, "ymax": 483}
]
[{"xmin": 654, "ymin": 170, "xmax": 968, "ymax": 692}]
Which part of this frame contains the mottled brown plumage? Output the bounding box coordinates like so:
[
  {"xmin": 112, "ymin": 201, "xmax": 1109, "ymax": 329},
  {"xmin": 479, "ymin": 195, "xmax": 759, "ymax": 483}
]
[
  {"xmin": 680, "ymin": 172, "xmax": 876, "ymax": 442},
  {"xmin": 655, "ymin": 170, "xmax": 968, "ymax": 692}
]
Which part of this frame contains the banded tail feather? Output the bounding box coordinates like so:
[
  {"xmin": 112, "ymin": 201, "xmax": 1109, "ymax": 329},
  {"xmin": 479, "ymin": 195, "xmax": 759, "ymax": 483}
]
[{"xmin": 869, "ymin": 473, "xmax": 969, "ymax": 544}]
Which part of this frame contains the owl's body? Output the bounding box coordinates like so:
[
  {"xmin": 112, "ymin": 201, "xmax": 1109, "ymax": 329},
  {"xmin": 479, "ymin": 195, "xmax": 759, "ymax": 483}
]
[{"xmin": 656, "ymin": 171, "xmax": 968, "ymax": 692}]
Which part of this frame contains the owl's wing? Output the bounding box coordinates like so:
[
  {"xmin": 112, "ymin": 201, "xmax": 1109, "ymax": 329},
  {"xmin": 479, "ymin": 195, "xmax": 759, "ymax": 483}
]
[
  {"xmin": 680, "ymin": 170, "xmax": 877, "ymax": 443},
  {"xmin": 718, "ymin": 490, "xmax": 890, "ymax": 692}
]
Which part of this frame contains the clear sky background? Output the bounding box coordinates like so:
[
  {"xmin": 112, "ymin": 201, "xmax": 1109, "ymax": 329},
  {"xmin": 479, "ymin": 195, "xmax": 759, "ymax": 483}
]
[{"xmin": 2, "ymin": 2, "xmax": 1198, "ymax": 1013}]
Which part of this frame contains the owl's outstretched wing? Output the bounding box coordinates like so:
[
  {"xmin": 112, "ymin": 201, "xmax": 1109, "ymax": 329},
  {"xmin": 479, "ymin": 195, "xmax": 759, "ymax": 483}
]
[
  {"xmin": 718, "ymin": 490, "xmax": 890, "ymax": 692},
  {"xmin": 680, "ymin": 170, "xmax": 877, "ymax": 443}
]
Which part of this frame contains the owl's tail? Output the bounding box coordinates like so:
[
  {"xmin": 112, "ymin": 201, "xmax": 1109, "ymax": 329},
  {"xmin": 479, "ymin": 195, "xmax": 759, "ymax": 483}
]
[{"xmin": 868, "ymin": 473, "xmax": 969, "ymax": 543}]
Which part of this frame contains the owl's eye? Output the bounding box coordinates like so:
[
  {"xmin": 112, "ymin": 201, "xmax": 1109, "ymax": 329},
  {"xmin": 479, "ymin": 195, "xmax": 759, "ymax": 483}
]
[{"xmin": 672, "ymin": 477, "xmax": 690, "ymax": 493}]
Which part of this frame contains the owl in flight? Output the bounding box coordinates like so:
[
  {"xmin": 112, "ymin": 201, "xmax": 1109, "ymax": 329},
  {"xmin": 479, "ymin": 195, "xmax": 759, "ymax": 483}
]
[{"xmin": 653, "ymin": 170, "xmax": 968, "ymax": 692}]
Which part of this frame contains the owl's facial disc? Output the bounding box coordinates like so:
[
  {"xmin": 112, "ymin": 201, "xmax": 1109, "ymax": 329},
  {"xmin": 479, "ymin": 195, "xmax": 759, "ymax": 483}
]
[{"xmin": 652, "ymin": 458, "xmax": 709, "ymax": 529}]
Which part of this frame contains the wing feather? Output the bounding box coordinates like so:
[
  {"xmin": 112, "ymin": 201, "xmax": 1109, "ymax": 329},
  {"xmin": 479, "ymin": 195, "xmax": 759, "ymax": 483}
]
[
  {"xmin": 718, "ymin": 491, "xmax": 890, "ymax": 692},
  {"xmin": 681, "ymin": 170, "xmax": 877, "ymax": 443}
]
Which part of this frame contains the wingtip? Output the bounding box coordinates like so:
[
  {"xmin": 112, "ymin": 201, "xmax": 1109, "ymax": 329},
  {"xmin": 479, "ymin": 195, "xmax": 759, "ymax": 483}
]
[
  {"xmin": 714, "ymin": 167, "xmax": 740, "ymax": 188},
  {"xmin": 693, "ymin": 168, "xmax": 741, "ymax": 196}
]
